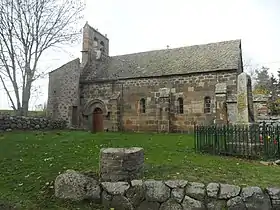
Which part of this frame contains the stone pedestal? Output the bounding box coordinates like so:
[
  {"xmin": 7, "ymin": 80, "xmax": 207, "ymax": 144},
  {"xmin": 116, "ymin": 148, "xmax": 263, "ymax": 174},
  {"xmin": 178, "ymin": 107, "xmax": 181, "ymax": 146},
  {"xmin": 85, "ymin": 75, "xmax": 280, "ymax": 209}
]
[{"xmin": 99, "ymin": 147, "xmax": 144, "ymax": 182}]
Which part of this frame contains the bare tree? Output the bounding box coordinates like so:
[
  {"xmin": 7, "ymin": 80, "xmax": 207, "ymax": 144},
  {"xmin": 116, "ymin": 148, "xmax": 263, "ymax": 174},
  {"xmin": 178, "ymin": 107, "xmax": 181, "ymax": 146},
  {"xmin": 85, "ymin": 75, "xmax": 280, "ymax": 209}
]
[
  {"xmin": 243, "ymin": 59, "xmax": 258, "ymax": 87},
  {"xmin": 0, "ymin": 0, "xmax": 84, "ymax": 116}
]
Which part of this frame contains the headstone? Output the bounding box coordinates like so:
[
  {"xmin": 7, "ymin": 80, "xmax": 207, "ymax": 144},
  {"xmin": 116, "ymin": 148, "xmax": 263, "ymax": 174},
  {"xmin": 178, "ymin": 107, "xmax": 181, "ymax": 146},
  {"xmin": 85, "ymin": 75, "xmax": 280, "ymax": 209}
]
[
  {"xmin": 228, "ymin": 72, "xmax": 260, "ymax": 156},
  {"xmin": 237, "ymin": 72, "xmax": 254, "ymax": 123}
]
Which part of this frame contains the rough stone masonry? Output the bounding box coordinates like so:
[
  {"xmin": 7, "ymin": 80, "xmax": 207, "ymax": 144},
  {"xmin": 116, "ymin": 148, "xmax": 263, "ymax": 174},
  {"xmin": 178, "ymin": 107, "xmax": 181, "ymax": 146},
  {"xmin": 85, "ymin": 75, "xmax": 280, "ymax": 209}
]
[
  {"xmin": 55, "ymin": 169, "xmax": 279, "ymax": 210},
  {"xmin": 47, "ymin": 22, "xmax": 271, "ymax": 133},
  {"xmin": 99, "ymin": 147, "xmax": 144, "ymax": 182},
  {"xmin": 54, "ymin": 147, "xmax": 280, "ymax": 209},
  {"xmin": 0, "ymin": 114, "xmax": 66, "ymax": 131}
]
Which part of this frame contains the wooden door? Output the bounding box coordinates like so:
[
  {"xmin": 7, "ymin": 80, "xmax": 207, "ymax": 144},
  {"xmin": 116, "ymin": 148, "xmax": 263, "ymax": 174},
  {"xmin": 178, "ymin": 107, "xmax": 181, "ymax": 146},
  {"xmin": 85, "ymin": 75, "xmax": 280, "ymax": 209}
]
[{"xmin": 93, "ymin": 108, "xmax": 104, "ymax": 132}]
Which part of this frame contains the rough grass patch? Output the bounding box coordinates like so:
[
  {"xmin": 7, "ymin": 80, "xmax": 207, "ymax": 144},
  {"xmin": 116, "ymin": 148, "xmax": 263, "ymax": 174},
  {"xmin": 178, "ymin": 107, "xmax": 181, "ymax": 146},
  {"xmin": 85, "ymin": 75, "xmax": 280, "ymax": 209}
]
[{"xmin": 1, "ymin": 131, "xmax": 280, "ymax": 209}]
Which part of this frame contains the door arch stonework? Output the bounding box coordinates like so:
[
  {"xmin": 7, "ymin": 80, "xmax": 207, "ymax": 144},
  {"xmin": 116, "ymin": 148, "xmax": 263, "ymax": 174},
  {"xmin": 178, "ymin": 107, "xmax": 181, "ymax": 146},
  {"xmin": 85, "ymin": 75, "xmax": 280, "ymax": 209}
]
[
  {"xmin": 83, "ymin": 99, "xmax": 108, "ymax": 132},
  {"xmin": 83, "ymin": 99, "xmax": 108, "ymax": 116}
]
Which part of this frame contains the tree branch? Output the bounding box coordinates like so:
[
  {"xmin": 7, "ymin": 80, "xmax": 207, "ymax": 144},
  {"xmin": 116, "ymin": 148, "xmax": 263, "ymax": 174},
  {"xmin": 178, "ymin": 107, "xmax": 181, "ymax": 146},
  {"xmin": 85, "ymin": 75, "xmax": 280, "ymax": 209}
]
[
  {"xmin": 0, "ymin": 0, "xmax": 84, "ymax": 115},
  {"xmin": 0, "ymin": 74, "xmax": 16, "ymax": 110}
]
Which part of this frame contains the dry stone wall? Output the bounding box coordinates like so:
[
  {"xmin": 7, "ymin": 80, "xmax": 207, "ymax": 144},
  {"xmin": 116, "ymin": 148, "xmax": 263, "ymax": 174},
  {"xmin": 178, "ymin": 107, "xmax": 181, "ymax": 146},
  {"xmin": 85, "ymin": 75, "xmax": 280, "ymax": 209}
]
[
  {"xmin": 55, "ymin": 170, "xmax": 279, "ymax": 210},
  {"xmin": 0, "ymin": 115, "xmax": 67, "ymax": 131}
]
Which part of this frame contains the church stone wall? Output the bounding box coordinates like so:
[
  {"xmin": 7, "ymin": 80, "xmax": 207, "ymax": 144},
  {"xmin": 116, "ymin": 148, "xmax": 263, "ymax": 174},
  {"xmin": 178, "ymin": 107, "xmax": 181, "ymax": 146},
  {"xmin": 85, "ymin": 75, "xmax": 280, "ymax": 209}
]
[
  {"xmin": 253, "ymin": 94, "xmax": 269, "ymax": 119},
  {"xmin": 47, "ymin": 58, "xmax": 80, "ymax": 126},
  {"xmin": 226, "ymin": 94, "xmax": 270, "ymax": 124},
  {"xmin": 80, "ymin": 70, "xmax": 238, "ymax": 132}
]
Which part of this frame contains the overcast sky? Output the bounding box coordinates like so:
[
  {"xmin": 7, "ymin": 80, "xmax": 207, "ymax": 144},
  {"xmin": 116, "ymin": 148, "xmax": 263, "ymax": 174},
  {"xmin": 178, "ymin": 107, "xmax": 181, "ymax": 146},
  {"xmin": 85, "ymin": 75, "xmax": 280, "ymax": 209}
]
[{"xmin": 1, "ymin": 0, "xmax": 280, "ymax": 110}]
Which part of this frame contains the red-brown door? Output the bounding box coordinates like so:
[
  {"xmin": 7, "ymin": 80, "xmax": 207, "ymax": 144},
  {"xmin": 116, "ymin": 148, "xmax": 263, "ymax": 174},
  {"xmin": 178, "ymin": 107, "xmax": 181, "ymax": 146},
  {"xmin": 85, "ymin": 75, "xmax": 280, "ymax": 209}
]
[{"xmin": 93, "ymin": 108, "xmax": 104, "ymax": 132}]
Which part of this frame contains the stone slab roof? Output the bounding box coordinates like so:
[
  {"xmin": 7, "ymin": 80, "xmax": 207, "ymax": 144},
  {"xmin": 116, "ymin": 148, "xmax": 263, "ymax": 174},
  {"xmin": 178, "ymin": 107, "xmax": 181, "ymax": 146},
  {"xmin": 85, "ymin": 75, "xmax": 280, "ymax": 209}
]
[{"xmin": 104, "ymin": 39, "xmax": 241, "ymax": 79}]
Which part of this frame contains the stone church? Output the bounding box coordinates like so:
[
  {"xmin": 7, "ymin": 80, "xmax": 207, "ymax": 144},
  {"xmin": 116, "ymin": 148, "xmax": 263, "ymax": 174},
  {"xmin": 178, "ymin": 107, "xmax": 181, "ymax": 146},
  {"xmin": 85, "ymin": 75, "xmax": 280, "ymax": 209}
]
[{"xmin": 47, "ymin": 22, "xmax": 267, "ymax": 132}]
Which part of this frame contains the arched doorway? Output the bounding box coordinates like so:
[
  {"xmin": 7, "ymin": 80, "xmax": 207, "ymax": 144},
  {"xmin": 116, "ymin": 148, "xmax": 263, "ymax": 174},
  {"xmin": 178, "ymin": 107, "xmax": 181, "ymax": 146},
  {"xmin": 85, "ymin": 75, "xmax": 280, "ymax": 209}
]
[{"xmin": 93, "ymin": 107, "xmax": 104, "ymax": 132}]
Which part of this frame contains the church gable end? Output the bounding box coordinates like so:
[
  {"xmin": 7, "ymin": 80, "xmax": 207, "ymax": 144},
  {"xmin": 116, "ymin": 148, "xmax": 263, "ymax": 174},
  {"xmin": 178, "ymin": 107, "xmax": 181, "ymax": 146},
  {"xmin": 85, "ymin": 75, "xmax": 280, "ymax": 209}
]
[{"xmin": 47, "ymin": 58, "xmax": 81, "ymax": 126}]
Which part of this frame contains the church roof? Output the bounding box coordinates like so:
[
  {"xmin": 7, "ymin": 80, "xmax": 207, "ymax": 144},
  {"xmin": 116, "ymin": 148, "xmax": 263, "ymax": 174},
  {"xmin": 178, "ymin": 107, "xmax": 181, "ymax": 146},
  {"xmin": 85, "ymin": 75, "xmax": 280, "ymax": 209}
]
[{"xmin": 104, "ymin": 39, "xmax": 242, "ymax": 79}]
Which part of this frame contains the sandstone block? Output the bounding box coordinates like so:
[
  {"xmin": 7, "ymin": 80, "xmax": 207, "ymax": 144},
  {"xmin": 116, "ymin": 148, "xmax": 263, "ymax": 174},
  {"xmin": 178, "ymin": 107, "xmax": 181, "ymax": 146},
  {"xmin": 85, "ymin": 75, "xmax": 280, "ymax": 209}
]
[
  {"xmin": 266, "ymin": 187, "xmax": 280, "ymax": 209},
  {"xmin": 207, "ymin": 200, "xmax": 226, "ymax": 210},
  {"xmin": 145, "ymin": 180, "xmax": 171, "ymax": 203},
  {"xmin": 206, "ymin": 183, "xmax": 220, "ymax": 198},
  {"xmin": 54, "ymin": 169, "xmax": 100, "ymax": 201},
  {"xmin": 160, "ymin": 199, "xmax": 183, "ymax": 210},
  {"xmin": 101, "ymin": 181, "xmax": 129, "ymax": 195},
  {"xmin": 101, "ymin": 191, "xmax": 112, "ymax": 209},
  {"xmin": 227, "ymin": 196, "xmax": 246, "ymax": 210},
  {"xmin": 181, "ymin": 195, "xmax": 205, "ymax": 210},
  {"xmin": 100, "ymin": 147, "xmax": 144, "ymax": 182},
  {"xmin": 218, "ymin": 184, "xmax": 240, "ymax": 199},
  {"xmin": 185, "ymin": 182, "xmax": 206, "ymax": 201},
  {"xmin": 266, "ymin": 187, "xmax": 280, "ymax": 200},
  {"xmin": 111, "ymin": 195, "xmax": 134, "ymax": 210},
  {"xmin": 240, "ymin": 186, "xmax": 271, "ymax": 210},
  {"xmin": 171, "ymin": 188, "xmax": 185, "ymax": 203},
  {"xmin": 126, "ymin": 180, "xmax": 145, "ymax": 207},
  {"xmin": 137, "ymin": 200, "xmax": 160, "ymax": 210},
  {"xmin": 165, "ymin": 180, "xmax": 188, "ymax": 189}
]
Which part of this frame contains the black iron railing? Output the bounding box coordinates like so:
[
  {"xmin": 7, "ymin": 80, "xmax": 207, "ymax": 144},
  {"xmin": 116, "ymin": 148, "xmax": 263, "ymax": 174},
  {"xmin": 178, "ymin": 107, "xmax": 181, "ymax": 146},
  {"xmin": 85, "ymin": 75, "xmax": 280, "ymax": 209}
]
[{"xmin": 194, "ymin": 122, "xmax": 280, "ymax": 160}]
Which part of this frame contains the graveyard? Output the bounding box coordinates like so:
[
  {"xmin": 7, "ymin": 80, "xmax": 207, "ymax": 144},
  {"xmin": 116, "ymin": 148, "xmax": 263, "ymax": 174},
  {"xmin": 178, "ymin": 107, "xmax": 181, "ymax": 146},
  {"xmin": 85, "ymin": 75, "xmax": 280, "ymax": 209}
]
[{"xmin": 1, "ymin": 131, "xmax": 280, "ymax": 209}]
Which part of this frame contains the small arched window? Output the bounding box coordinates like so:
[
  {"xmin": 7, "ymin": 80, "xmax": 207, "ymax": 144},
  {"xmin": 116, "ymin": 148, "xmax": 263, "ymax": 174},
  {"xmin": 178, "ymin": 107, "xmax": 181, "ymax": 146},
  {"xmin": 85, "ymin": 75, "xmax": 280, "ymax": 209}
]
[
  {"xmin": 100, "ymin": 41, "xmax": 105, "ymax": 52},
  {"xmin": 93, "ymin": 37, "xmax": 98, "ymax": 47},
  {"xmin": 204, "ymin": 96, "xmax": 211, "ymax": 113},
  {"xmin": 140, "ymin": 98, "xmax": 146, "ymax": 113},
  {"xmin": 177, "ymin": 97, "xmax": 184, "ymax": 114}
]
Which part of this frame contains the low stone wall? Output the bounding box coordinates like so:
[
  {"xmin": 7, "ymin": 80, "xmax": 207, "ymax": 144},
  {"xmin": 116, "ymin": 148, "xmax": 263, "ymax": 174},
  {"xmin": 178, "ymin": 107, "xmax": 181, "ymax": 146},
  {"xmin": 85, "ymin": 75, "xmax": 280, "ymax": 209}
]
[
  {"xmin": 55, "ymin": 170, "xmax": 279, "ymax": 210},
  {"xmin": 0, "ymin": 115, "xmax": 67, "ymax": 131}
]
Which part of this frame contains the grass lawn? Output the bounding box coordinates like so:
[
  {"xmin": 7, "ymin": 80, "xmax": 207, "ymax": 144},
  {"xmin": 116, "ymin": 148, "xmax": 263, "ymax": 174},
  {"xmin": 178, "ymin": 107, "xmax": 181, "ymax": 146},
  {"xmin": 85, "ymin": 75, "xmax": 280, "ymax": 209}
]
[{"xmin": 1, "ymin": 131, "xmax": 280, "ymax": 209}]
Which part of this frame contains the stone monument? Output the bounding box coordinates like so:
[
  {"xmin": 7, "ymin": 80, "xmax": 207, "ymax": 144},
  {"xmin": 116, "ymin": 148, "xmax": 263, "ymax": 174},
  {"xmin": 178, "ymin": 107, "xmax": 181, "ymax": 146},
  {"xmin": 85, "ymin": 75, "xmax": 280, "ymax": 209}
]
[
  {"xmin": 99, "ymin": 147, "xmax": 144, "ymax": 182},
  {"xmin": 229, "ymin": 72, "xmax": 262, "ymax": 156},
  {"xmin": 237, "ymin": 72, "xmax": 254, "ymax": 123}
]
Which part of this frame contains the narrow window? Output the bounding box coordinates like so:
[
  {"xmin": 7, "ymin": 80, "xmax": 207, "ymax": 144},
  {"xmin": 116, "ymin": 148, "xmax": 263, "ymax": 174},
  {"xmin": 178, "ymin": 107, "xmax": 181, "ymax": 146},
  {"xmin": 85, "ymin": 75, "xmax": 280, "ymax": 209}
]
[
  {"xmin": 100, "ymin": 41, "xmax": 105, "ymax": 52},
  {"xmin": 93, "ymin": 37, "xmax": 98, "ymax": 47},
  {"xmin": 71, "ymin": 106, "xmax": 78, "ymax": 126},
  {"xmin": 140, "ymin": 98, "xmax": 146, "ymax": 113},
  {"xmin": 204, "ymin": 96, "xmax": 211, "ymax": 113},
  {"xmin": 177, "ymin": 97, "xmax": 184, "ymax": 114},
  {"xmin": 106, "ymin": 112, "xmax": 111, "ymax": 120}
]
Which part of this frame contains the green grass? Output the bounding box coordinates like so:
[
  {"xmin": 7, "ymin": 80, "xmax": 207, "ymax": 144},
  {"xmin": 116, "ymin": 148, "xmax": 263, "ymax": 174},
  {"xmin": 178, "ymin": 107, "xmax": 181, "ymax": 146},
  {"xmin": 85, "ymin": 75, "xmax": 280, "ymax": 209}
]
[{"xmin": 1, "ymin": 131, "xmax": 280, "ymax": 209}]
